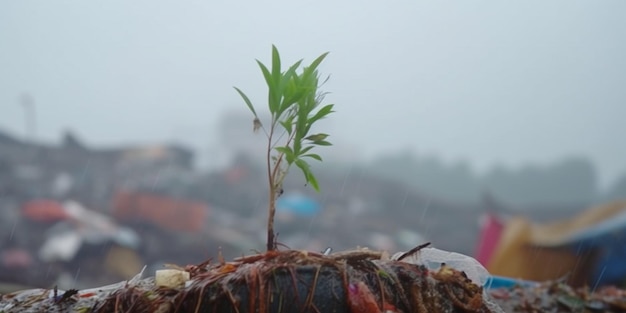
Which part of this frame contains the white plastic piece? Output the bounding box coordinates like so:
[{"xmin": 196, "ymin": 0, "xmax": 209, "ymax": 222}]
[
  {"xmin": 155, "ymin": 269, "xmax": 190, "ymax": 288},
  {"xmin": 392, "ymin": 246, "xmax": 504, "ymax": 313},
  {"xmin": 38, "ymin": 230, "xmax": 82, "ymax": 262},
  {"xmin": 392, "ymin": 247, "xmax": 490, "ymax": 286}
]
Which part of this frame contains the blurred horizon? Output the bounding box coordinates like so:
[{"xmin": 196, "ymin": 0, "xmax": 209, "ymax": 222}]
[
  {"xmin": 2, "ymin": 0, "xmax": 625, "ymax": 190},
  {"xmin": 2, "ymin": 1, "xmax": 626, "ymax": 292},
  {"xmin": 0, "ymin": 122, "xmax": 622, "ymax": 207}
]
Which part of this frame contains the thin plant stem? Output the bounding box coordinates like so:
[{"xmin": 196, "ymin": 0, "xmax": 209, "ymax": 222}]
[
  {"xmin": 266, "ymin": 118, "xmax": 276, "ymax": 251},
  {"xmin": 266, "ymin": 125, "xmax": 297, "ymax": 251}
]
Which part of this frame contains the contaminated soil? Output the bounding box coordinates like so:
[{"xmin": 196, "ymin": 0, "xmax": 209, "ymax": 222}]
[
  {"xmin": 1, "ymin": 248, "xmax": 500, "ymax": 313},
  {"xmin": 4, "ymin": 247, "xmax": 626, "ymax": 313}
]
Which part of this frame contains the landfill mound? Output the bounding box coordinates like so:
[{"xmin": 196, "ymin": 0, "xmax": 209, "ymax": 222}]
[
  {"xmin": 10, "ymin": 247, "xmax": 626, "ymax": 312},
  {"xmin": 1, "ymin": 247, "xmax": 502, "ymax": 313}
]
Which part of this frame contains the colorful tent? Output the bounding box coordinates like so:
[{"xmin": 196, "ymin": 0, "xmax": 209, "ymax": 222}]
[{"xmin": 487, "ymin": 200, "xmax": 626, "ymax": 287}]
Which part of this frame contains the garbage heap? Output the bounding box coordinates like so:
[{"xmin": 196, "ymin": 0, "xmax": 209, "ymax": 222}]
[{"xmin": 0, "ymin": 246, "xmax": 504, "ymax": 313}]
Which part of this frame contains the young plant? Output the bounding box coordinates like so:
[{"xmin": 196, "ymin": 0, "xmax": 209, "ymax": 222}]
[{"xmin": 234, "ymin": 45, "xmax": 335, "ymax": 251}]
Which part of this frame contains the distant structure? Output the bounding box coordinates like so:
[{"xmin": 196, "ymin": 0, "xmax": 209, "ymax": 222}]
[
  {"xmin": 216, "ymin": 110, "xmax": 267, "ymax": 166},
  {"xmin": 0, "ymin": 129, "xmax": 195, "ymax": 208}
]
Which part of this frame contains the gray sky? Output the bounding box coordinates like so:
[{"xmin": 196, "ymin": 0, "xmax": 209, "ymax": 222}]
[{"xmin": 1, "ymin": 1, "xmax": 625, "ymax": 188}]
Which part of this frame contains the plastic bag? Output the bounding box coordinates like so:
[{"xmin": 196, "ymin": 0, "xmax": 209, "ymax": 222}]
[
  {"xmin": 392, "ymin": 247, "xmax": 490, "ymax": 286},
  {"xmin": 392, "ymin": 246, "xmax": 504, "ymax": 313}
]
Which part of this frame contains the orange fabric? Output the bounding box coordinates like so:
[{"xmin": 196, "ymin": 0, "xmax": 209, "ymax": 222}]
[
  {"xmin": 112, "ymin": 191, "xmax": 209, "ymax": 232},
  {"xmin": 487, "ymin": 217, "xmax": 590, "ymax": 284},
  {"xmin": 21, "ymin": 200, "xmax": 68, "ymax": 222}
]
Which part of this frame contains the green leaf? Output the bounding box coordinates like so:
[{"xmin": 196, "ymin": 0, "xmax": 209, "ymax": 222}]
[
  {"xmin": 296, "ymin": 97, "xmax": 311, "ymax": 129},
  {"xmin": 279, "ymin": 120, "xmax": 293, "ymax": 135},
  {"xmin": 233, "ymin": 87, "xmax": 257, "ymax": 117},
  {"xmin": 303, "ymin": 153, "xmax": 322, "ymax": 161},
  {"xmin": 302, "ymin": 91, "xmax": 318, "ymax": 114},
  {"xmin": 293, "ymin": 135, "xmax": 302, "ymax": 156},
  {"xmin": 275, "ymin": 146, "xmax": 295, "ymax": 164},
  {"xmin": 295, "ymin": 158, "xmax": 309, "ymax": 169},
  {"xmin": 256, "ymin": 60, "xmax": 273, "ymax": 89},
  {"xmin": 308, "ymin": 52, "xmax": 329, "ymax": 73},
  {"xmin": 294, "ymin": 158, "xmax": 310, "ymax": 179},
  {"xmin": 294, "ymin": 158, "xmax": 318, "ymax": 191},
  {"xmin": 278, "ymin": 62, "xmax": 306, "ymax": 114},
  {"xmin": 279, "ymin": 111, "xmax": 297, "ymax": 138},
  {"xmin": 281, "ymin": 60, "xmax": 303, "ymax": 88},
  {"xmin": 304, "ymin": 103, "xmax": 332, "ymax": 136},
  {"xmin": 271, "ymin": 45, "xmax": 282, "ymax": 86},
  {"xmin": 256, "ymin": 60, "xmax": 279, "ymax": 114},
  {"xmin": 307, "ymin": 172, "xmax": 320, "ymax": 191},
  {"xmin": 305, "ymin": 133, "xmax": 329, "ymax": 141},
  {"xmin": 312, "ymin": 140, "xmax": 332, "ymax": 146},
  {"xmin": 309, "ymin": 104, "xmax": 334, "ymax": 124},
  {"xmin": 285, "ymin": 76, "xmax": 308, "ymax": 106},
  {"xmin": 299, "ymin": 146, "xmax": 314, "ymax": 155},
  {"xmin": 299, "ymin": 53, "xmax": 329, "ymax": 87},
  {"xmin": 280, "ymin": 81, "xmax": 298, "ymax": 112}
]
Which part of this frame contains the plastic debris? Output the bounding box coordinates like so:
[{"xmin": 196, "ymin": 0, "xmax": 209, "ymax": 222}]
[{"xmin": 155, "ymin": 269, "xmax": 190, "ymax": 288}]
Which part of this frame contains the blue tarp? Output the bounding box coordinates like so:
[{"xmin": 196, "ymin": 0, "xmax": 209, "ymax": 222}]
[
  {"xmin": 562, "ymin": 211, "xmax": 626, "ymax": 286},
  {"xmin": 485, "ymin": 276, "xmax": 537, "ymax": 289},
  {"xmin": 276, "ymin": 194, "xmax": 320, "ymax": 217}
]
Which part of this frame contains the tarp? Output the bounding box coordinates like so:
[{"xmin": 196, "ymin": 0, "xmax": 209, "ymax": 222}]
[
  {"xmin": 276, "ymin": 194, "xmax": 320, "ymax": 217},
  {"xmin": 530, "ymin": 200, "xmax": 626, "ymax": 286},
  {"xmin": 528, "ymin": 200, "xmax": 626, "ymax": 247},
  {"xmin": 487, "ymin": 200, "xmax": 626, "ymax": 287},
  {"xmin": 486, "ymin": 217, "xmax": 586, "ymax": 285},
  {"xmin": 474, "ymin": 212, "xmax": 504, "ymax": 266},
  {"xmin": 21, "ymin": 200, "xmax": 68, "ymax": 222},
  {"xmin": 113, "ymin": 190, "xmax": 209, "ymax": 232}
]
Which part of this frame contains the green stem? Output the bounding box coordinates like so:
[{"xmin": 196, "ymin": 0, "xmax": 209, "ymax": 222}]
[
  {"xmin": 266, "ymin": 125, "xmax": 298, "ymax": 251},
  {"xmin": 266, "ymin": 120, "xmax": 276, "ymax": 251}
]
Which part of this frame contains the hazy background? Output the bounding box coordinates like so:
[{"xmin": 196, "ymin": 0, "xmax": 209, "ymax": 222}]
[
  {"xmin": 2, "ymin": 1, "xmax": 626, "ymax": 293},
  {"xmin": 1, "ymin": 0, "xmax": 625, "ymax": 189}
]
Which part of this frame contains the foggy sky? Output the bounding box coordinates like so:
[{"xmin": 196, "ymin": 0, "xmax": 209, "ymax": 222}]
[{"xmin": 1, "ymin": 1, "xmax": 625, "ymax": 188}]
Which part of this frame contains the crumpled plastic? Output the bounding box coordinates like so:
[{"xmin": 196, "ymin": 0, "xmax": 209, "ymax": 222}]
[
  {"xmin": 392, "ymin": 246, "xmax": 505, "ymax": 313},
  {"xmin": 392, "ymin": 247, "xmax": 490, "ymax": 285}
]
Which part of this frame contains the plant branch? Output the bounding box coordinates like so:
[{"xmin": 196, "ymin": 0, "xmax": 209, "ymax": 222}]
[
  {"xmin": 235, "ymin": 46, "xmax": 334, "ymax": 252},
  {"xmin": 266, "ymin": 125, "xmax": 297, "ymax": 251},
  {"xmin": 266, "ymin": 119, "xmax": 276, "ymax": 251}
]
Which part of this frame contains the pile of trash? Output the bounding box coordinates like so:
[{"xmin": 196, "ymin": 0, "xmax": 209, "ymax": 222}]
[
  {"xmin": 490, "ymin": 279, "xmax": 626, "ymax": 312},
  {"xmin": 7, "ymin": 243, "xmax": 626, "ymax": 313},
  {"xmin": 0, "ymin": 246, "xmax": 504, "ymax": 313}
]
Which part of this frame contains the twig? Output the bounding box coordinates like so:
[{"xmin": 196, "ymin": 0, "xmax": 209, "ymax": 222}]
[{"xmin": 396, "ymin": 242, "xmax": 431, "ymax": 261}]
